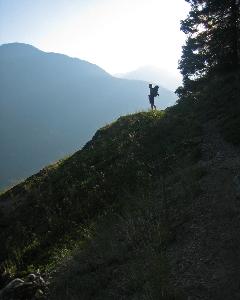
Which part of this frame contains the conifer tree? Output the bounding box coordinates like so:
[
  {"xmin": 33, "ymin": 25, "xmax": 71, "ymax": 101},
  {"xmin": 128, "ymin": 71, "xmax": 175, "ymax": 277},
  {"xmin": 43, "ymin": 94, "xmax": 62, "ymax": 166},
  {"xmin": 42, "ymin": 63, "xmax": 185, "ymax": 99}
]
[{"xmin": 179, "ymin": 0, "xmax": 240, "ymax": 89}]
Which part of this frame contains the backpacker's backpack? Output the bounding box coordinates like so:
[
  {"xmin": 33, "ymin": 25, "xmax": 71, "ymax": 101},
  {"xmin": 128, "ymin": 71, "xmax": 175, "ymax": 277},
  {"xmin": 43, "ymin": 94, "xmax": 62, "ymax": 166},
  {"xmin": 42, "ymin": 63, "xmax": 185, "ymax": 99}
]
[{"xmin": 152, "ymin": 86, "xmax": 159, "ymax": 97}]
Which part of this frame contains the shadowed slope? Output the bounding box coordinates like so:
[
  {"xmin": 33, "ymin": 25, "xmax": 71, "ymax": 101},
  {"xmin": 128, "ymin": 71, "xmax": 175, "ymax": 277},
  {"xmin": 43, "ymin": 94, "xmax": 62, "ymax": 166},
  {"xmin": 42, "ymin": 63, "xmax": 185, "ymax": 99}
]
[
  {"xmin": 0, "ymin": 104, "xmax": 201, "ymax": 298},
  {"xmin": 1, "ymin": 73, "xmax": 239, "ymax": 298}
]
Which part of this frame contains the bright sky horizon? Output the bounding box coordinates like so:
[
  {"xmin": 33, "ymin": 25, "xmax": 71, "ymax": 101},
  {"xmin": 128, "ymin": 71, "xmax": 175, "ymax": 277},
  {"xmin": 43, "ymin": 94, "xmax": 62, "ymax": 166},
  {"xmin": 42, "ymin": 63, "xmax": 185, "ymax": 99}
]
[{"xmin": 0, "ymin": 0, "xmax": 189, "ymax": 76}]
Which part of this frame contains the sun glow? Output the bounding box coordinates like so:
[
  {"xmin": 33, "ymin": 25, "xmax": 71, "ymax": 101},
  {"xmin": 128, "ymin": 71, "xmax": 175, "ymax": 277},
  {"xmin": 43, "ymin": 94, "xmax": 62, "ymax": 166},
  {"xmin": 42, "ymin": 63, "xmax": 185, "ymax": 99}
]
[{"xmin": 1, "ymin": 0, "xmax": 189, "ymax": 75}]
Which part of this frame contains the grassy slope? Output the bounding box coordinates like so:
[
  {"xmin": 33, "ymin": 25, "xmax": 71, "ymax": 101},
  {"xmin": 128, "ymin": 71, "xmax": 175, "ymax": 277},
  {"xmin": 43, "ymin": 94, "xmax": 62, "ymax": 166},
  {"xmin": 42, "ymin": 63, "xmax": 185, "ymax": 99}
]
[{"xmin": 0, "ymin": 100, "xmax": 203, "ymax": 298}]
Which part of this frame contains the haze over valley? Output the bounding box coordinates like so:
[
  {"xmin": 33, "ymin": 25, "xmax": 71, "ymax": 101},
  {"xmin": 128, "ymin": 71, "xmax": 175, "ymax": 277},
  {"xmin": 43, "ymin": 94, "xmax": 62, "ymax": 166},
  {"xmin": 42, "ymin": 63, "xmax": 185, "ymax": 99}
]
[
  {"xmin": 0, "ymin": 42, "xmax": 176, "ymax": 190},
  {"xmin": 115, "ymin": 65, "xmax": 181, "ymax": 91}
]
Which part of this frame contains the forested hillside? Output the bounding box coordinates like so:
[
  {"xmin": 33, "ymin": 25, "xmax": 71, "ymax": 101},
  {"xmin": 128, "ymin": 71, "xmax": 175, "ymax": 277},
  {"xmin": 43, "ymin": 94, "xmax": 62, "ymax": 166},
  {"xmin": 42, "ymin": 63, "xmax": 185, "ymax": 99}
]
[{"xmin": 177, "ymin": 0, "xmax": 240, "ymax": 145}]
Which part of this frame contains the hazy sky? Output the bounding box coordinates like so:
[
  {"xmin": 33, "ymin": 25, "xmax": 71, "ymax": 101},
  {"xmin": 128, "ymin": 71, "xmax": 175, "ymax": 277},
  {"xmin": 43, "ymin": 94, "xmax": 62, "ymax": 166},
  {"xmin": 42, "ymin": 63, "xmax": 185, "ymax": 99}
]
[{"xmin": 0, "ymin": 0, "xmax": 189, "ymax": 75}]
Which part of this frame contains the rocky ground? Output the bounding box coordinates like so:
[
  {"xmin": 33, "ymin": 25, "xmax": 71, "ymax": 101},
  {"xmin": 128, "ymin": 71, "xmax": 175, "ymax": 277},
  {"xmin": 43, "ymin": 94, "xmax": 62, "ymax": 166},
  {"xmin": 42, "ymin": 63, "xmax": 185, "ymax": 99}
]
[
  {"xmin": 167, "ymin": 120, "xmax": 240, "ymax": 299},
  {"xmin": 0, "ymin": 273, "xmax": 48, "ymax": 300}
]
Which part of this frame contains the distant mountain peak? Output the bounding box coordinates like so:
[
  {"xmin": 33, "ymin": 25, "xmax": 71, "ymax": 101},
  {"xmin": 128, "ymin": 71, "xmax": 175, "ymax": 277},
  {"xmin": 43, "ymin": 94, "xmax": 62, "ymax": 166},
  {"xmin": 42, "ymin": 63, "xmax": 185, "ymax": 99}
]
[
  {"xmin": 115, "ymin": 65, "xmax": 182, "ymax": 91},
  {"xmin": 0, "ymin": 42, "xmax": 110, "ymax": 76},
  {"xmin": 0, "ymin": 42, "xmax": 43, "ymax": 58},
  {"xmin": 1, "ymin": 42, "xmax": 38, "ymax": 48}
]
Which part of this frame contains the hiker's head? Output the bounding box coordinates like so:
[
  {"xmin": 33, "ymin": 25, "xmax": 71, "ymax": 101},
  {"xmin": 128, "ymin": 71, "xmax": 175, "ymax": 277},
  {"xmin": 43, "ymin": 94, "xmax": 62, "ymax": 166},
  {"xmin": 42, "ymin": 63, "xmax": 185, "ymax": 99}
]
[
  {"xmin": 155, "ymin": 85, "xmax": 159, "ymax": 90},
  {"xmin": 149, "ymin": 84, "xmax": 152, "ymax": 88}
]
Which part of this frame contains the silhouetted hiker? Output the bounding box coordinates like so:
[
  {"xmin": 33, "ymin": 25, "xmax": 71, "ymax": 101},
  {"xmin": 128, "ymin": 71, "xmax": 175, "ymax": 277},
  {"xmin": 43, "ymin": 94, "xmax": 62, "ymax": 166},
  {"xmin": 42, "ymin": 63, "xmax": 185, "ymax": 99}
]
[{"xmin": 148, "ymin": 84, "xmax": 159, "ymax": 110}]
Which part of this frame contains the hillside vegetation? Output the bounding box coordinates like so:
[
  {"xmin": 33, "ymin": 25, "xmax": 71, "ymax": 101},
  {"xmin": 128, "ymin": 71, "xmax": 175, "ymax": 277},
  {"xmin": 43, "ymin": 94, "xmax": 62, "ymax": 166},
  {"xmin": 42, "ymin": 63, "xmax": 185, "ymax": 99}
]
[
  {"xmin": 0, "ymin": 96, "xmax": 202, "ymax": 298},
  {"xmin": 1, "ymin": 69, "xmax": 240, "ymax": 298}
]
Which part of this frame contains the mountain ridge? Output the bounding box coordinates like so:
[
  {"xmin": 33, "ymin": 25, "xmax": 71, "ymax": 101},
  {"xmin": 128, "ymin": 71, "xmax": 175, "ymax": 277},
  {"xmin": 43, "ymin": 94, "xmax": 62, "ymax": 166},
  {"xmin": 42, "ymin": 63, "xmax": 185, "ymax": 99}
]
[
  {"xmin": 0, "ymin": 43, "xmax": 176, "ymax": 191},
  {"xmin": 0, "ymin": 42, "xmax": 109, "ymax": 76}
]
